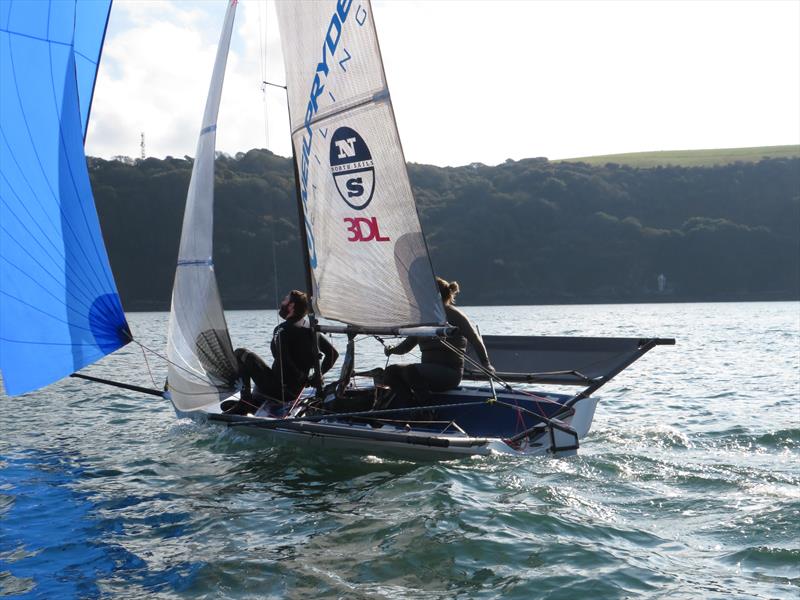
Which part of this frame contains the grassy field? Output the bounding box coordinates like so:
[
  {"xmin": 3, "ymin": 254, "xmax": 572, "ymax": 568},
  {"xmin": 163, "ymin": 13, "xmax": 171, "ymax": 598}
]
[{"xmin": 557, "ymin": 145, "xmax": 800, "ymax": 168}]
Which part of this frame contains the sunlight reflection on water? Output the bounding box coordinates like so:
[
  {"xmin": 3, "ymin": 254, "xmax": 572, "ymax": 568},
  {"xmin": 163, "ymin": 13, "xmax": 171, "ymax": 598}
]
[{"xmin": 1, "ymin": 302, "xmax": 798, "ymax": 599}]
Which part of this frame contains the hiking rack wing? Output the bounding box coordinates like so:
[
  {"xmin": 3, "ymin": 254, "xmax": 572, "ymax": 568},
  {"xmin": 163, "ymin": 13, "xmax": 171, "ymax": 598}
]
[{"xmin": 464, "ymin": 335, "xmax": 675, "ymax": 389}]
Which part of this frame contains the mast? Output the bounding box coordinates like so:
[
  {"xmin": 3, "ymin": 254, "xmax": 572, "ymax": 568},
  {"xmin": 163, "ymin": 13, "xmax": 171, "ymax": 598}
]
[
  {"xmin": 285, "ymin": 92, "xmax": 323, "ymax": 393},
  {"xmin": 291, "ymin": 148, "xmax": 324, "ymax": 392}
]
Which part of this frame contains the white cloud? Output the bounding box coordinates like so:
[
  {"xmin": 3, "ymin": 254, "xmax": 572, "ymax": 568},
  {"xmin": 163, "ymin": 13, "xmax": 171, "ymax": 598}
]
[
  {"xmin": 85, "ymin": 0, "xmax": 800, "ymax": 166},
  {"xmin": 88, "ymin": 1, "xmax": 224, "ymax": 159}
]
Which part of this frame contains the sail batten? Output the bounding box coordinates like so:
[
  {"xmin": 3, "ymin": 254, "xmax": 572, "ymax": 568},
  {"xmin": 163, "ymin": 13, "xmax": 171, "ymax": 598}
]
[
  {"xmin": 166, "ymin": 0, "xmax": 239, "ymax": 412},
  {"xmin": 276, "ymin": 0, "xmax": 445, "ymax": 329},
  {"xmin": 289, "ymin": 87, "xmax": 391, "ymax": 137}
]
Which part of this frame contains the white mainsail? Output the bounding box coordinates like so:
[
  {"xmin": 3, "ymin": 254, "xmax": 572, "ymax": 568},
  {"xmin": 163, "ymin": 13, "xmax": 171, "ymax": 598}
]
[
  {"xmin": 276, "ymin": 0, "xmax": 446, "ymax": 328},
  {"xmin": 166, "ymin": 0, "xmax": 238, "ymax": 411}
]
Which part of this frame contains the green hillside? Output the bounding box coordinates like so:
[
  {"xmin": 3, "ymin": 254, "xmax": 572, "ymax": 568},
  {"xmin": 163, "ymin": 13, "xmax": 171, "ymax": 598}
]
[
  {"xmin": 557, "ymin": 145, "xmax": 800, "ymax": 168},
  {"xmin": 90, "ymin": 151, "xmax": 800, "ymax": 310}
]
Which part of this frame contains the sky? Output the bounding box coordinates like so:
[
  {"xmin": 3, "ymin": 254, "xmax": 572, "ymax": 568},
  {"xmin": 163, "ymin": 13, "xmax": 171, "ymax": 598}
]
[{"xmin": 85, "ymin": 0, "xmax": 800, "ymax": 167}]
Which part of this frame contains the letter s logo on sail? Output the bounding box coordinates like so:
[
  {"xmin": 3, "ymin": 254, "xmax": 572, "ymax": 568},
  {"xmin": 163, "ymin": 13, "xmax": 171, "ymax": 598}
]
[
  {"xmin": 345, "ymin": 177, "xmax": 364, "ymax": 198},
  {"xmin": 330, "ymin": 126, "xmax": 375, "ymax": 210}
]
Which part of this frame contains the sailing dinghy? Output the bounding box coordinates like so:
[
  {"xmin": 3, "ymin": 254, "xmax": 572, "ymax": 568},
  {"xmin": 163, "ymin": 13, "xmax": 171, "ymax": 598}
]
[{"xmin": 1, "ymin": 0, "xmax": 674, "ymax": 460}]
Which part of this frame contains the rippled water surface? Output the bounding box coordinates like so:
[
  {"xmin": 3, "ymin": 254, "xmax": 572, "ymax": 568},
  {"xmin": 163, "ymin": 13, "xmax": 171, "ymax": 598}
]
[{"xmin": 1, "ymin": 302, "xmax": 798, "ymax": 599}]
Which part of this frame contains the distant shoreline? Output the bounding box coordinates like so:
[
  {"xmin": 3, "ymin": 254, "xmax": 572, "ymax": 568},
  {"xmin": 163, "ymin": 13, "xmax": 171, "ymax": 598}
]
[{"xmin": 92, "ymin": 150, "xmax": 799, "ymax": 313}]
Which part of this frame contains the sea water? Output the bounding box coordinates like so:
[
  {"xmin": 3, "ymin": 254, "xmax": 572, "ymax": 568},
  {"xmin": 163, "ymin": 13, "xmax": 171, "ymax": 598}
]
[{"xmin": 1, "ymin": 302, "xmax": 798, "ymax": 599}]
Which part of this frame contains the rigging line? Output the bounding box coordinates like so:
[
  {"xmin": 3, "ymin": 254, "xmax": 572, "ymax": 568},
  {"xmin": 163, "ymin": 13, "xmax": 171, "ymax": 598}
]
[
  {"xmin": 513, "ymin": 399, "xmax": 528, "ymax": 433},
  {"xmin": 476, "ymin": 324, "xmax": 498, "ymax": 404},
  {"xmin": 541, "ymin": 350, "xmax": 637, "ymax": 379},
  {"xmin": 493, "ymin": 393, "xmax": 571, "ymax": 415},
  {"xmin": 269, "ymin": 197, "xmax": 279, "ymax": 309},
  {"xmin": 258, "ymin": 1, "xmax": 268, "ymax": 85},
  {"xmin": 275, "ymin": 326, "xmax": 287, "ymax": 403},
  {"xmin": 258, "ymin": 0, "xmax": 269, "ymax": 146},
  {"xmin": 285, "ymin": 387, "xmax": 307, "ymax": 415},
  {"xmin": 438, "ymin": 338, "xmax": 511, "ymax": 390},
  {"xmin": 379, "ymin": 336, "xmax": 534, "ymax": 407},
  {"xmin": 129, "ymin": 337, "xmax": 224, "ymax": 388},
  {"xmin": 511, "ymin": 387, "xmax": 568, "ymax": 406},
  {"xmin": 236, "ymin": 398, "xmax": 493, "ymax": 425},
  {"xmin": 140, "ymin": 343, "xmax": 158, "ymax": 389},
  {"xmin": 512, "ymin": 388, "xmax": 561, "ymax": 419},
  {"xmin": 257, "ymin": 1, "xmax": 280, "ymax": 309},
  {"xmin": 491, "ymin": 398, "xmax": 574, "ymax": 429},
  {"xmin": 291, "ymin": 395, "xmax": 459, "ymax": 429},
  {"xmin": 437, "ymin": 337, "xmax": 563, "ymax": 418},
  {"xmin": 436, "ymin": 337, "xmax": 559, "ymax": 407}
]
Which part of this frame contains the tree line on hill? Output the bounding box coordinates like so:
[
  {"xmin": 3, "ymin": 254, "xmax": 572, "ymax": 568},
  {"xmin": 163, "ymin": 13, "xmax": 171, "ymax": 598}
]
[{"xmin": 89, "ymin": 151, "xmax": 800, "ymax": 310}]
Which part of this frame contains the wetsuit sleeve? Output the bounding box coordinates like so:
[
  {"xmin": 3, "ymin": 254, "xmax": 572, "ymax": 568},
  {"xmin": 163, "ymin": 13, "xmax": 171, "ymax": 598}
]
[
  {"xmin": 317, "ymin": 333, "xmax": 339, "ymax": 375},
  {"xmin": 448, "ymin": 307, "xmax": 491, "ymax": 367},
  {"xmin": 390, "ymin": 336, "xmax": 419, "ymax": 355}
]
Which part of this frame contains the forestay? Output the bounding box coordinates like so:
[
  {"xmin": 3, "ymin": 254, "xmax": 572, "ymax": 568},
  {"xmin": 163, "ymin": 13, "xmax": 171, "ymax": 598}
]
[
  {"xmin": 0, "ymin": 0, "xmax": 129, "ymax": 396},
  {"xmin": 166, "ymin": 0, "xmax": 238, "ymax": 411},
  {"xmin": 276, "ymin": 0, "xmax": 445, "ymax": 328}
]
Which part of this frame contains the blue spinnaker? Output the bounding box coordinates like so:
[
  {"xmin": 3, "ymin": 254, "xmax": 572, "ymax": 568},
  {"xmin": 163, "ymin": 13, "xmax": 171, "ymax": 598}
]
[
  {"xmin": 0, "ymin": 0, "xmax": 129, "ymax": 396},
  {"xmin": 74, "ymin": 0, "xmax": 112, "ymax": 138}
]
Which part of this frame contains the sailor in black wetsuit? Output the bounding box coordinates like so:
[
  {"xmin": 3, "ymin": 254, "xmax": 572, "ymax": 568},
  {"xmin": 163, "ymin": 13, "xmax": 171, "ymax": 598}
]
[
  {"xmin": 383, "ymin": 277, "xmax": 493, "ymax": 410},
  {"xmin": 224, "ymin": 290, "xmax": 338, "ymax": 415}
]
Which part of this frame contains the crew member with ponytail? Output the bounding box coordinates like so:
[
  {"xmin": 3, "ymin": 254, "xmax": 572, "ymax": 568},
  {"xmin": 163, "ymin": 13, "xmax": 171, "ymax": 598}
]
[{"xmin": 383, "ymin": 277, "xmax": 494, "ymax": 410}]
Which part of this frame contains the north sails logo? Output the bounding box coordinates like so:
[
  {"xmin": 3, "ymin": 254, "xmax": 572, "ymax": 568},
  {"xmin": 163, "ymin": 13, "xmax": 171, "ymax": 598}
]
[{"xmin": 330, "ymin": 126, "xmax": 375, "ymax": 210}]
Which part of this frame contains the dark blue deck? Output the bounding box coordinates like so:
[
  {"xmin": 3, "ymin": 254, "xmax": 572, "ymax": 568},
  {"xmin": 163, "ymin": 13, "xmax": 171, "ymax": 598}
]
[{"xmin": 413, "ymin": 388, "xmax": 573, "ymax": 438}]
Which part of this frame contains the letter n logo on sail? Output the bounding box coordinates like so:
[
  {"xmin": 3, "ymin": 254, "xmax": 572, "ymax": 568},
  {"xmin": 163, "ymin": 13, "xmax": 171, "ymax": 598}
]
[{"xmin": 329, "ymin": 126, "xmax": 375, "ymax": 210}]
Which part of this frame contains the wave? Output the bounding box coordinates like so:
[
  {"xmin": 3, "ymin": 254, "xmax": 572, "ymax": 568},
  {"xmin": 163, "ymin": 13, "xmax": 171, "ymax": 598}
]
[
  {"xmin": 703, "ymin": 427, "xmax": 800, "ymax": 452},
  {"xmin": 592, "ymin": 425, "xmax": 694, "ymax": 450},
  {"xmin": 722, "ymin": 546, "xmax": 800, "ymax": 569}
]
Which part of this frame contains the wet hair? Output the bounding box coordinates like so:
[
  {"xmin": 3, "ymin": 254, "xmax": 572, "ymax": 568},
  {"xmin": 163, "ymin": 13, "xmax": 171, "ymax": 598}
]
[
  {"xmin": 288, "ymin": 289, "xmax": 309, "ymax": 318},
  {"xmin": 435, "ymin": 277, "xmax": 460, "ymax": 306}
]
